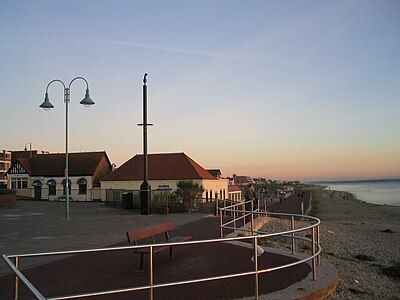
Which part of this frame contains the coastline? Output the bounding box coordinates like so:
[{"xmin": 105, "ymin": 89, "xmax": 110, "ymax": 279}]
[
  {"xmin": 314, "ymin": 181, "xmax": 400, "ymax": 207},
  {"xmin": 309, "ymin": 186, "xmax": 400, "ymax": 299}
]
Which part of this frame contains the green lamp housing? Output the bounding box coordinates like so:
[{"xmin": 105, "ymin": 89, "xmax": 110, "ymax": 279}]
[
  {"xmin": 39, "ymin": 93, "xmax": 54, "ymax": 111},
  {"xmin": 80, "ymin": 88, "xmax": 95, "ymax": 107}
]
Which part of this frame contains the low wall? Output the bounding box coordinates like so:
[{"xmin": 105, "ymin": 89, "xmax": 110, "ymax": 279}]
[{"xmin": 0, "ymin": 189, "xmax": 16, "ymax": 208}]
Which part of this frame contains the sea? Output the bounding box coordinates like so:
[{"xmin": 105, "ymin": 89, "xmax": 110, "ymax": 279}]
[{"xmin": 314, "ymin": 179, "xmax": 400, "ymax": 207}]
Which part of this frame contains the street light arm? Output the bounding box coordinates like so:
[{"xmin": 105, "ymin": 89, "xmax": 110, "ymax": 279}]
[
  {"xmin": 68, "ymin": 76, "xmax": 89, "ymax": 90},
  {"xmin": 45, "ymin": 79, "xmax": 66, "ymax": 93}
]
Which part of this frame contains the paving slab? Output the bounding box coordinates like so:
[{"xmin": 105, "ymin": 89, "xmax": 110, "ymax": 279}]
[
  {"xmin": 0, "ymin": 216, "xmax": 311, "ymax": 300},
  {"xmin": 0, "ymin": 201, "xmax": 207, "ymax": 275}
]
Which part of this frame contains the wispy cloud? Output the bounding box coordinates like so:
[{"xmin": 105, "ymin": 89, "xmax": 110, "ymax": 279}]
[{"xmin": 90, "ymin": 37, "xmax": 238, "ymax": 60}]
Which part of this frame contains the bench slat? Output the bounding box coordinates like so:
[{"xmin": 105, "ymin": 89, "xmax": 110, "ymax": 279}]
[{"xmin": 126, "ymin": 221, "xmax": 174, "ymax": 243}]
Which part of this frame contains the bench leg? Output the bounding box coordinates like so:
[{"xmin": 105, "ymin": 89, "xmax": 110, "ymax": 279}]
[{"xmin": 169, "ymin": 246, "xmax": 173, "ymax": 258}]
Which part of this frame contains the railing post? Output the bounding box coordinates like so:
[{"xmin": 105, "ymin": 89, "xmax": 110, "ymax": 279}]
[
  {"xmin": 14, "ymin": 256, "xmax": 19, "ymax": 300},
  {"xmin": 253, "ymin": 236, "xmax": 259, "ymax": 300},
  {"xmin": 243, "ymin": 202, "xmax": 246, "ymax": 226},
  {"xmin": 317, "ymin": 225, "xmax": 320, "ymax": 265},
  {"xmin": 250, "ymin": 201, "xmax": 254, "ymax": 235},
  {"xmin": 215, "ymin": 198, "xmax": 218, "ymax": 216},
  {"xmin": 233, "ymin": 204, "xmax": 236, "ymax": 232},
  {"xmin": 223, "ymin": 200, "xmax": 226, "ymax": 217},
  {"xmin": 149, "ymin": 246, "xmax": 154, "ymax": 300},
  {"xmin": 311, "ymin": 227, "xmax": 317, "ymax": 281},
  {"xmin": 219, "ymin": 209, "xmax": 223, "ymax": 238},
  {"xmin": 291, "ymin": 216, "xmax": 295, "ymax": 254}
]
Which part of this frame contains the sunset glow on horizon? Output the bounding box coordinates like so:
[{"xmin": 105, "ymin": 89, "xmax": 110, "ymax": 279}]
[{"xmin": 1, "ymin": 1, "xmax": 399, "ymax": 181}]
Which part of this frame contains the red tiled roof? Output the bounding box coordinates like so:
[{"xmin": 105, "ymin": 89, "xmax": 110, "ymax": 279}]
[
  {"xmin": 102, "ymin": 153, "xmax": 217, "ymax": 181},
  {"xmin": 8, "ymin": 152, "xmax": 110, "ymax": 177},
  {"xmin": 17, "ymin": 158, "xmax": 32, "ymax": 174}
]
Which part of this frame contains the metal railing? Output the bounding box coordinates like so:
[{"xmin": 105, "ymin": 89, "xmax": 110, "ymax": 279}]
[{"xmin": 3, "ymin": 198, "xmax": 321, "ymax": 300}]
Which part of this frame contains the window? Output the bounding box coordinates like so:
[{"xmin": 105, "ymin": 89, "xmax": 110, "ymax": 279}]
[
  {"xmin": 63, "ymin": 185, "xmax": 71, "ymax": 195},
  {"xmin": 62, "ymin": 179, "xmax": 72, "ymax": 196},
  {"xmin": 77, "ymin": 178, "xmax": 87, "ymax": 195},
  {"xmin": 49, "ymin": 185, "xmax": 56, "ymax": 196},
  {"xmin": 47, "ymin": 179, "xmax": 56, "ymax": 196},
  {"xmin": 79, "ymin": 184, "xmax": 87, "ymax": 195},
  {"xmin": 11, "ymin": 177, "xmax": 28, "ymax": 189}
]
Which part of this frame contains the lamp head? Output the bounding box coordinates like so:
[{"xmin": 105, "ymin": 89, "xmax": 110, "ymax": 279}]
[
  {"xmin": 80, "ymin": 88, "xmax": 95, "ymax": 107},
  {"xmin": 39, "ymin": 92, "xmax": 54, "ymax": 111}
]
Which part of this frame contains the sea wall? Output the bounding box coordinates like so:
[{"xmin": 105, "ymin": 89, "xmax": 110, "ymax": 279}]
[{"xmin": 0, "ymin": 189, "xmax": 16, "ymax": 208}]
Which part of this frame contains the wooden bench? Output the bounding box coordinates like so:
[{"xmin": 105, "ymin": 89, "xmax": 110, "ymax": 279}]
[{"xmin": 126, "ymin": 221, "xmax": 192, "ymax": 271}]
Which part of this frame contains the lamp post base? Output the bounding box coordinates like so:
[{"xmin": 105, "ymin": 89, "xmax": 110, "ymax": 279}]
[{"xmin": 140, "ymin": 181, "xmax": 151, "ymax": 215}]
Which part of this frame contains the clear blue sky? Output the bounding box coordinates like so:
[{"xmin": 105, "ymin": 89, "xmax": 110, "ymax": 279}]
[{"xmin": 1, "ymin": 0, "xmax": 399, "ymax": 180}]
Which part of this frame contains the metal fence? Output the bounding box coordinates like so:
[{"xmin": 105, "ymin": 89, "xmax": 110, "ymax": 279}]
[
  {"xmin": 104, "ymin": 188, "xmax": 239, "ymax": 214},
  {"xmin": 2, "ymin": 197, "xmax": 321, "ymax": 300}
]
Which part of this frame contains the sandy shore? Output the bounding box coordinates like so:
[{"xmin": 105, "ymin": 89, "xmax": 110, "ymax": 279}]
[{"xmin": 311, "ymin": 187, "xmax": 400, "ymax": 299}]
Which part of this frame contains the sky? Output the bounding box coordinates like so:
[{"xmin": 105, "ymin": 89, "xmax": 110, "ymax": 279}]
[{"xmin": 0, "ymin": 0, "xmax": 399, "ymax": 181}]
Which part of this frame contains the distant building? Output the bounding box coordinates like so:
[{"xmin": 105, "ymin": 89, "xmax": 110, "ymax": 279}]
[
  {"xmin": 228, "ymin": 184, "xmax": 242, "ymax": 201},
  {"xmin": 232, "ymin": 174, "xmax": 254, "ymax": 186},
  {"xmin": 206, "ymin": 169, "xmax": 222, "ymax": 179},
  {"xmin": 0, "ymin": 150, "xmax": 11, "ymax": 187},
  {"xmin": 254, "ymin": 177, "xmax": 266, "ymax": 184},
  {"xmin": 6, "ymin": 151, "xmax": 112, "ymax": 201},
  {"xmin": 101, "ymin": 153, "xmax": 228, "ymax": 202}
]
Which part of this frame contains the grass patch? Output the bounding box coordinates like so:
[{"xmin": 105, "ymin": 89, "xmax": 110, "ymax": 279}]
[
  {"xmin": 354, "ymin": 254, "xmax": 376, "ymax": 262},
  {"xmin": 380, "ymin": 261, "xmax": 400, "ymax": 280}
]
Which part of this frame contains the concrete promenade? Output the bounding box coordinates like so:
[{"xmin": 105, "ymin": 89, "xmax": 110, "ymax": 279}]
[
  {"xmin": 0, "ymin": 201, "xmax": 206, "ymax": 275},
  {"xmin": 0, "ymin": 192, "xmax": 327, "ymax": 299}
]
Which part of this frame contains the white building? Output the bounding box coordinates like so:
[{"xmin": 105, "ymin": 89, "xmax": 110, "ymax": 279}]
[
  {"xmin": 100, "ymin": 152, "xmax": 228, "ymax": 202},
  {"xmin": 6, "ymin": 152, "xmax": 112, "ymax": 201}
]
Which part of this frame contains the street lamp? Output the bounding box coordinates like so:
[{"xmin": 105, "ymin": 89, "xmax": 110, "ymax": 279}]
[
  {"xmin": 39, "ymin": 77, "xmax": 94, "ymax": 220},
  {"xmin": 138, "ymin": 73, "xmax": 153, "ymax": 215},
  {"xmin": 24, "ymin": 142, "xmax": 33, "ymax": 158}
]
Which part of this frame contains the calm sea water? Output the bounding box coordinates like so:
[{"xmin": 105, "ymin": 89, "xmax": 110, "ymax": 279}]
[{"xmin": 316, "ymin": 179, "xmax": 400, "ymax": 206}]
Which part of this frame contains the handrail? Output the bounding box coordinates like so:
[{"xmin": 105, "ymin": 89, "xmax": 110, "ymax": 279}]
[
  {"xmin": 2, "ymin": 255, "xmax": 46, "ymax": 300},
  {"xmin": 3, "ymin": 194, "xmax": 321, "ymax": 300}
]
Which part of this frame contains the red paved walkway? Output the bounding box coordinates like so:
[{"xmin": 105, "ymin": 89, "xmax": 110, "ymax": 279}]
[{"xmin": 0, "ymin": 195, "xmax": 312, "ymax": 299}]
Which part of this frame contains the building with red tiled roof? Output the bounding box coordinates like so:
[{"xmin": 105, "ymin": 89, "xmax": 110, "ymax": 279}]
[
  {"xmin": 6, "ymin": 152, "xmax": 112, "ymax": 201},
  {"xmin": 100, "ymin": 153, "xmax": 228, "ymax": 202}
]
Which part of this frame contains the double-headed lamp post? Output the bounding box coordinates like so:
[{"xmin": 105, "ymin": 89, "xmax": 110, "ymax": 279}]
[{"xmin": 39, "ymin": 77, "xmax": 95, "ymax": 220}]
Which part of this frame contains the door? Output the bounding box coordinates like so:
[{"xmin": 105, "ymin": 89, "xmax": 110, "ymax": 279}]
[{"xmin": 34, "ymin": 186, "xmax": 42, "ymax": 200}]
